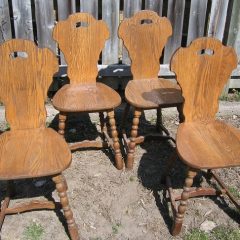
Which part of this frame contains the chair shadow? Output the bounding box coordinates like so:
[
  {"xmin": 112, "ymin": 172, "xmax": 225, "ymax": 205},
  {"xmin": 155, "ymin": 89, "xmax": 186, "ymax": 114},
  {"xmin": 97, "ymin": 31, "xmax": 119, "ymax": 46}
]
[
  {"xmin": 48, "ymin": 112, "xmax": 119, "ymax": 168},
  {"xmin": 137, "ymin": 138, "xmax": 240, "ymax": 233},
  {"xmin": 0, "ymin": 177, "xmax": 73, "ymax": 239}
]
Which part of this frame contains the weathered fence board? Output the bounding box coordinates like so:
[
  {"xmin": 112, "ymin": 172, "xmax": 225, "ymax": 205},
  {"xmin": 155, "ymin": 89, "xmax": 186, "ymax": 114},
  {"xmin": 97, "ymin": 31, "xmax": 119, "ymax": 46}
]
[
  {"xmin": 0, "ymin": 0, "xmax": 12, "ymax": 43},
  {"xmin": 164, "ymin": 0, "xmax": 185, "ymax": 63},
  {"xmin": 187, "ymin": 0, "xmax": 208, "ymax": 45},
  {"xmin": 80, "ymin": 0, "xmax": 98, "ymax": 19},
  {"xmin": 207, "ymin": 0, "xmax": 229, "ymax": 40},
  {"xmin": 12, "ymin": 0, "xmax": 33, "ymax": 40},
  {"xmin": 35, "ymin": 0, "xmax": 56, "ymax": 52},
  {"xmin": 57, "ymin": 0, "xmax": 72, "ymax": 65},
  {"xmin": 122, "ymin": 0, "xmax": 142, "ymax": 65},
  {"xmin": 1, "ymin": 0, "xmax": 240, "ymax": 92},
  {"xmin": 145, "ymin": 0, "xmax": 163, "ymax": 16},
  {"xmin": 102, "ymin": 0, "xmax": 120, "ymax": 65}
]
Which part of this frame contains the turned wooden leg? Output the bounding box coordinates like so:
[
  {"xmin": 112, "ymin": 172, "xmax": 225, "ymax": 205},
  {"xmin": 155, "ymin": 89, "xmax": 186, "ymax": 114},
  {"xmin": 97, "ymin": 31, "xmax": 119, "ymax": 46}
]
[
  {"xmin": 52, "ymin": 174, "xmax": 79, "ymax": 240},
  {"xmin": 177, "ymin": 104, "xmax": 184, "ymax": 123},
  {"xmin": 126, "ymin": 108, "xmax": 142, "ymax": 169},
  {"xmin": 0, "ymin": 181, "xmax": 13, "ymax": 231},
  {"xmin": 107, "ymin": 110, "xmax": 123, "ymax": 170},
  {"xmin": 58, "ymin": 112, "xmax": 67, "ymax": 137},
  {"xmin": 172, "ymin": 168, "xmax": 197, "ymax": 236}
]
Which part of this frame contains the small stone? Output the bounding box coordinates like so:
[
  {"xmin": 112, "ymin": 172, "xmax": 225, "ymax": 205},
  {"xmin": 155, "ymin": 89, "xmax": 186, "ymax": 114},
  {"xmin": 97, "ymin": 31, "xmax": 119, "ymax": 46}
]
[
  {"xmin": 232, "ymin": 115, "xmax": 237, "ymax": 120},
  {"xmin": 200, "ymin": 220, "xmax": 216, "ymax": 233}
]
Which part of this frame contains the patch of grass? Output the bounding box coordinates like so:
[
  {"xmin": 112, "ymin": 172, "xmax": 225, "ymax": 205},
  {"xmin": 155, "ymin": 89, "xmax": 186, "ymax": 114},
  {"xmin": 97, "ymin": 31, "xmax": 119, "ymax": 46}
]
[
  {"xmin": 184, "ymin": 229, "xmax": 209, "ymax": 240},
  {"xmin": 112, "ymin": 222, "xmax": 122, "ymax": 234},
  {"xmin": 211, "ymin": 226, "xmax": 240, "ymax": 240},
  {"xmin": 5, "ymin": 122, "xmax": 10, "ymax": 131},
  {"xmin": 228, "ymin": 186, "xmax": 240, "ymax": 198},
  {"xmin": 184, "ymin": 227, "xmax": 240, "ymax": 240},
  {"xmin": 220, "ymin": 89, "xmax": 240, "ymax": 101},
  {"xmin": 22, "ymin": 222, "xmax": 44, "ymax": 240}
]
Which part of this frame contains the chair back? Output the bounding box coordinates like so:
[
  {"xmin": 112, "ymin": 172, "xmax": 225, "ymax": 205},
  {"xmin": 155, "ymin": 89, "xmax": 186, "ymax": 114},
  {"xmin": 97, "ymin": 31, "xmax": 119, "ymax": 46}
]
[
  {"xmin": 119, "ymin": 10, "xmax": 172, "ymax": 80},
  {"xmin": 0, "ymin": 39, "xmax": 58, "ymax": 130},
  {"xmin": 171, "ymin": 37, "xmax": 237, "ymax": 122},
  {"xmin": 53, "ymin": 13, "xmax": 109, "ymax": 84}
]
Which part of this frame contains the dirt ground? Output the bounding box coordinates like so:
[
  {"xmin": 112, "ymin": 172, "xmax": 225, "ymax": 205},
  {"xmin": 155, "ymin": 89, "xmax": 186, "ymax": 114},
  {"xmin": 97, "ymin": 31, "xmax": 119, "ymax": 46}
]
[{"xmin": 0, "ymin": 101, "xmax": 239, "ymax": 240}]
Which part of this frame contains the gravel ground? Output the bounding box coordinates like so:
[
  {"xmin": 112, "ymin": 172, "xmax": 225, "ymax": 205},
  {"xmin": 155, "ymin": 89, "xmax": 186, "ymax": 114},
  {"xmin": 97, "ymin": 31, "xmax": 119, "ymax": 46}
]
[{"xmin": 0, "ymin": 101, "xmax": 239, "ymax": 240}]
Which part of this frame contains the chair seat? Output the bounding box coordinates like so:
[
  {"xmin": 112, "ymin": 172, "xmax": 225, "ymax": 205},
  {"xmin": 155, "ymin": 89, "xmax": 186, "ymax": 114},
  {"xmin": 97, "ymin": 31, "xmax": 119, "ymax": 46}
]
[
  {"xmin": 125, "ymin": 78, "xmax": 183, "ymax": 109},
  {"xmin": 53, "ymin": 82, "xmax": 121, "ymax": 112},
  {"xmin": 0, "ymin": 128, "xmax": 71, "ymax": 180},
  {"xmin": 177, "ymin": 120, "xmax": 240, "ymax": 169}
]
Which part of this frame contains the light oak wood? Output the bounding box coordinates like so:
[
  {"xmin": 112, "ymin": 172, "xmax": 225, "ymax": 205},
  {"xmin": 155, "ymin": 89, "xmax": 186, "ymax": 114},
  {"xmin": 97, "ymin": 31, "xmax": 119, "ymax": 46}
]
[
  {"xmin": 167, "ymin": 37, "xmax": 239, "ymax": 236},
  {"xmin": 53, "ymin": 83, "xmax": 121, "ymax": 112},
  {"xmin": 125, "ymin": 78, "xmax": 182, "ymax": 109},
  {"xmin": 0, "ymin": 39, "xmax": 79, "ymax": 239},
  {"xmin": 53, "ymin": 13, "xmax": 109, "ymax": 84},
  {"xmin": 118, "ymin": 10, "xmax": 183, "ymax": 169},
  {"xmin": 52, "ymin": 13, "xmax": 123, "ymax": 169}
]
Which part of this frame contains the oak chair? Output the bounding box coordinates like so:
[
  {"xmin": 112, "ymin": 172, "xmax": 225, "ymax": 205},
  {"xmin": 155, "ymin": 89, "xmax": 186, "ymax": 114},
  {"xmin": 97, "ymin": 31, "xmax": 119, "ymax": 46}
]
[
  {"xmin": 52, "ymin": 13, "xmax": 123, "ymax": 170},
  {"xmin": 118, "ymin": 10, "xmax": 184, "ymax": 169},
  {"xmin": 0, "ymin": 40, "xmax": 79, "ymax": 240},
  {"xmin": 166, "ymin": 37, "xmax": 240, "ymax": 235}
]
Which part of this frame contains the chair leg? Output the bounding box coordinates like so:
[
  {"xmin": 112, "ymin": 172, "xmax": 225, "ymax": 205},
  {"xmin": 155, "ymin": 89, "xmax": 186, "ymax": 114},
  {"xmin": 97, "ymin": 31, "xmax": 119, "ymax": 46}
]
[
  {"xmin": 0, "ymin": 181, "xmax": 13, "ymax": 232},
  {"xmin": 52, "ymin": 174, "xmax": 79, "ymax": 240},
  {"xmin": 58, "ymin": 112, "xmax": 67, "ymax": 137},
  {"xmin": 126, "ymin": 108, "xmax": 142, "ymax": 169},
  {"xmin": 177, "ymin": 104, "xmax": 184, "ymax": 123},
  {"xmin": 99, "ymin": 112, "xmax": 107, "ymax": 135},
  {"xmin": 172, "ymin": 168, "xmax": 197, "ymax": 236},
  {"xmin": 107, "ymin": 110, "xmax": 123, "ymax": 170}
]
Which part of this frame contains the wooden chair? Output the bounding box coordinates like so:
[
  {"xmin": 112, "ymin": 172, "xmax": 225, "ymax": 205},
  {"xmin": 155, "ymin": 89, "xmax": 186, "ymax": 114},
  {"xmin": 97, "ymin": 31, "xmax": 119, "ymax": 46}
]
[
  {"xmin": 0, "ymin": 39, "xmax": 79, "ymax": 240},
  {"xmin": 118, "ymin": 10, "xmax": 184, "ymax": 169},
  {"xmin": 52, "ymin": 13, "xmax": 123, "ymax": 170},
  {"xmin": 166, "ymin": 37, "xmax": 240, "ymax": 235}
]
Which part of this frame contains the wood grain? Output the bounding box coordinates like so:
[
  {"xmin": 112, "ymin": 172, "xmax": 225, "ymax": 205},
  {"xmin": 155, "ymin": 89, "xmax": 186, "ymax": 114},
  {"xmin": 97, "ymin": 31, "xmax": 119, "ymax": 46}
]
[
  {"xmin": 53, "ymin": 83, "xmax": 121, "ymax": 112},
  {"xmin": 125, "ymin": 78, "xmax": 183, "ymax": 109},
  {"xmin": 176, "ymin": 120, "xmax": 240, "ymax": 169},
  {"xmin": 0, "ymin": 40, "xmax": 58, "ymax": 130},
  {"xmin": 119, "ymin": 10, "xmax": 172, "ymax": 80},
  {"xmin": 53, "ymin": 13, "xmax": 109, "ymax": 84},
  {"xmin": 171, "ymin": 37, "xmax": 237, "ymax": 122},
  {"xmin": 0, "ymin": 39, "xmax": 71, "ymax": 179}
]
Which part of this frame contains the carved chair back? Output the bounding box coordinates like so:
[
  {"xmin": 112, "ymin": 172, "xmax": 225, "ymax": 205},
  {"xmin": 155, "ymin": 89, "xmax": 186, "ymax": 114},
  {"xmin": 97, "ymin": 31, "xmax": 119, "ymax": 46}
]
[
  {"xmin": 0, "ymin": 39, "xmax": 58, "ymax": 130},
  {"xmin": 171, "ymin": 37, "xmax": 237, "ymax": 122},
  {"xmin": 53, "ymin": 13, "xmax": 109, "ymax": 84},
  {"xmin": 118, "ymin": 10, "xmax": 172, "ymax": 80}
]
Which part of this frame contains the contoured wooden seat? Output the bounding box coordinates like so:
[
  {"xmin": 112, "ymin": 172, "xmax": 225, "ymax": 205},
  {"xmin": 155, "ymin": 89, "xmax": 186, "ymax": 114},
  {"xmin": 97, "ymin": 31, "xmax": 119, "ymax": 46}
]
[
  {"xmin": 52, "ymin": 13, "xmax": 123, "ymax": 170},
  {"xmin": 166, "ymin": 37, "xmax": 240, "ymax": 236},
  {"xmin": 0, "ymin": 40, "xmax": 79, "ymax": 239},
  {"xmin": 118, "ymin": 10, "xmax": 183, "ymax": 169}
]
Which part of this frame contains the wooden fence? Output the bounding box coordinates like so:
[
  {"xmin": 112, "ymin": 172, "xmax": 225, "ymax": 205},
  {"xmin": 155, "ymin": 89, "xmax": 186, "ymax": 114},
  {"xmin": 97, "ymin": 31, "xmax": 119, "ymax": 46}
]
[{"xmin": 0, "ymin": 0, "xmax": 240, "ymax": 92}]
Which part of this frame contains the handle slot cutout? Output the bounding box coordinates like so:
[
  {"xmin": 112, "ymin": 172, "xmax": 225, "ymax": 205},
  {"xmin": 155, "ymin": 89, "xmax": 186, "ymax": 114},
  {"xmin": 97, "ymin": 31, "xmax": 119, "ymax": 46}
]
[
  {"xmin": 9, "ymin": 52, "xmax": 28, "ymax": 59},
  {"xmin": 140, "ymin": 19, "xmax": 153, "ymax": 24},
  {"xmin": 75, "ymin": 21, "xmax": 88, "ymax": 28},
  {"xmin": 197, "ymin": 49, "xmax": 214, "ymax": 56}
]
